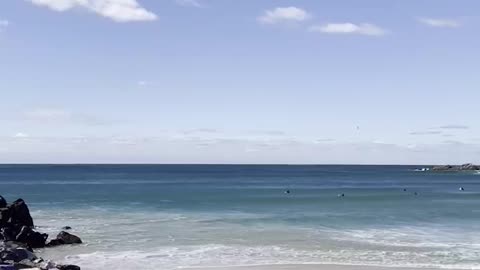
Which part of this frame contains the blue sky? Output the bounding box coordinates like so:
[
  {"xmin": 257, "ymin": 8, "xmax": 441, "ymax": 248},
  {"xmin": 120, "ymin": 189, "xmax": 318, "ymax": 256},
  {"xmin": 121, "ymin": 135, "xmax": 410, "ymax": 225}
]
[{"xmin": 0, "ymin": 0, "xmax": 479, "ymax": 164}]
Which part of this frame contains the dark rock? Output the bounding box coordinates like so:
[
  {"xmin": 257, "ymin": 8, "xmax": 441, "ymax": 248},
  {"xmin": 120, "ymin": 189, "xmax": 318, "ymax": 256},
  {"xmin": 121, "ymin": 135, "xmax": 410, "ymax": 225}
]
[
  {"xmin": 46, "ymin": 239, "xmax": 63, "ymax": 247},
  {"xmin": 0, "ymin": 198, "xmax": 81, "ymax": 269},
  {"xmin": 0, "ymin": 196, "xmax": 6, "ymax": 209},
  {"xmin": 0, "ymin": 241, "xmax": 30, "ymax": 250},
  {"xmin": 55, "ymin": 232, "xmax": 82, "ymax": 245},
  {"xmin": 0, "ymin": 264, "xmax": 15, "ymax": 270},
  {"xmin": 0, "ymin": 248, "xmax": 35, "ymax": 263},
  {"xmin": 0, "ymin": 208, "xmax": 11, "ymax": 228},
  {"xmin": 47, "ymin": 231, "xmax": 82, "ymax": 246},
  {"xmin": 13, "ymin": 259, "xmax": 36, "ymax": 269},
  {"xmin": 1, "ymin": 228, "xmax": 16, "ymax": 242},
  {"xmin": 8, "ymin": 200, "xmax": 33, "ymax": 228},
  {"xmin": 61, "ymin": 226, "xmax": 72, "ymax": 230},
  {"xmin": 15, "ymin": 226, "xmax": 48, "ymax": 249},
  {"xmin": 57, "ymin": 265, "xmax": 81, "ymax": 270},
  {"xmin": 0, "ymin": 250, "xmax": 19, "ymax": 262}
]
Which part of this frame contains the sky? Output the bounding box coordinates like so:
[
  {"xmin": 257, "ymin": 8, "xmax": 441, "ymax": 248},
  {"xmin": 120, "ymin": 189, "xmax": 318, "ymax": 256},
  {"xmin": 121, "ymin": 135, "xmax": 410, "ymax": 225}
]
[{"xmin": 0, "ymin": 0, "xmax": 479, "ymax": 164}]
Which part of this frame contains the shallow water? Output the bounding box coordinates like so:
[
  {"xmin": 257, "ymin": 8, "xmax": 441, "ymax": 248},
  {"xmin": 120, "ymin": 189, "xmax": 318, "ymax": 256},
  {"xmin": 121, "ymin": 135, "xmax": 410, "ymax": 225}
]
[{"xmin": 1, "ymin": 165, "xmax": 479, "ymax": 269}]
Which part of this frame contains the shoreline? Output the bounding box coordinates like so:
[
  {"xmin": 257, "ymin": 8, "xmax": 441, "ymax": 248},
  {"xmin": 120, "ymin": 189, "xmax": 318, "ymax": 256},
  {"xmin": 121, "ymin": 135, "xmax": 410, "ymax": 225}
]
[{"xmin": 186, "ymin": 263, "xmax": 460, "ymax": 270}]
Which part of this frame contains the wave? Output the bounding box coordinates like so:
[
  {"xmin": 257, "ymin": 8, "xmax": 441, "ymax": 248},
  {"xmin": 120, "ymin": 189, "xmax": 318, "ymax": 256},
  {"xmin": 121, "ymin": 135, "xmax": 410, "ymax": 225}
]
[{"xmin": 42, "ymin": 244, "xmax": 480, "ymax": 270}]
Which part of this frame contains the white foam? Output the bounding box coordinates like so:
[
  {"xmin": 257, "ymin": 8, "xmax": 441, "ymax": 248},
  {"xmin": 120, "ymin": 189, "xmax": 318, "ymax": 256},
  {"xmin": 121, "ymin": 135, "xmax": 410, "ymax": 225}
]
[
  {"xmin": 43, "ymin": 245, "xmax": 480, "ymax": 270},
  {"xmin": 31, "ymin": 209, "xmax": 480, "ymax": 270}
]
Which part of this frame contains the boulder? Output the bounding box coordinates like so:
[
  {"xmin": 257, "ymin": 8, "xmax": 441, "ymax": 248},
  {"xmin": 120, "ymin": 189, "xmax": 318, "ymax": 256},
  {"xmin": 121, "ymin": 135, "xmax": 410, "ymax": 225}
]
[
  {"xmin": 1, "ymin": 228, "xmax": 16, "ymax": 242},
  {"xmin": 15, "ymin": 227, "xmax": 48, "ymax": 249},
  {"xmin": 0, "ymin": 209, "xmax": 11, "ymax": 227},
  {"xmin": 8, "ymin": 200, "xmax": 33, "ymax": 228},
  {"xmin": 12, "ymin": 259, "xmax": 37, "ymax": 269},
  {"xmin": 0, "ymin": 197, "xmax": 6, "ymax": 209},
  {"xmin": 47, "ymin": 231, "xmax": 82, "ymax": 247},
  {"xmin": 0, "ymin": 248, "xmax": 36, "ymax": 263}
]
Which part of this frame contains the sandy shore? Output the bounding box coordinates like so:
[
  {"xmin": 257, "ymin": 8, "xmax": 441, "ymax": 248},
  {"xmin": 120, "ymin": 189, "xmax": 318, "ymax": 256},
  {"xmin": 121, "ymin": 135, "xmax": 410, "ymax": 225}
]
[{"xmin": 187, "ymin": 264, "xmax": 449, "ymax": 270}]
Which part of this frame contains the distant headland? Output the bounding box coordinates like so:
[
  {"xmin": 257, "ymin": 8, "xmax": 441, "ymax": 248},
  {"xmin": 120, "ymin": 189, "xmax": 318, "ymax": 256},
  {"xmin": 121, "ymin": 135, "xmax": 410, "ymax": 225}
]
[{"xmin": 431, "ymin": 163, "xmax": 480, "ymax": 172}]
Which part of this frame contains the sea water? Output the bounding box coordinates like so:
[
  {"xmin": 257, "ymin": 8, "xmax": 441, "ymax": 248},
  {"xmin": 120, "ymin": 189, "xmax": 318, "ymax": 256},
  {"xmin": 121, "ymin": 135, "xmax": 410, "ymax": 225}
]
[{"xmin": 0, "ymin": 165, "xmax": 479, "ymax": 269}]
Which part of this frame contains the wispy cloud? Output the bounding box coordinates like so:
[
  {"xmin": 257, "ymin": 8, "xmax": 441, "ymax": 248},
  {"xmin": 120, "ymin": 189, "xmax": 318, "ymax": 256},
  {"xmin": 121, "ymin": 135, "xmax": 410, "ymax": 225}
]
[
  {"xmin": 438, "ymin": 125, "xmax": 469, "ymax": 130},
  {"xmin": 258, "ymin": 7, "xmax": 311, "ymax": 25},
  {"xmin": 27, "ymin": 0, "xmax": 157, "ymax": 22},
  {"xmin": 14, "ymin": 132, "xmax": 29, "ymax": 139},
  {"xmin": 314, "ymin": 138, "xmax": 335, "ymax": 144},
  {"xmin": 23, "ymin": 108, "xmax": 108, "ymax": 126},
  {"xmin": 418, "ymin": 18, "xmax": 461, "ymax": 28},
  {"xmin": 409, "ymin": 131, "xmax": 443, "ymax": 135},
  {"xmin": 308, "ymin": 23, "xmax": 386, "ymax": 36},
  {"xmin": 175, "ymin": 0, "xmax": 202, "ymax": 8}
]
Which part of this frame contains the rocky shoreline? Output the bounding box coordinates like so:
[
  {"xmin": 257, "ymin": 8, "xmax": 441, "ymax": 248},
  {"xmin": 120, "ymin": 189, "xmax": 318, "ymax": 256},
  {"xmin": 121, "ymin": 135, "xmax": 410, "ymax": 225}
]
[
  {"xmin": 0, "ymin": 196, "xmax": 82, "ymax": 270},
  {"xmin": 431, "ymin": 163, "xmax": 480, "ymax": 172}
]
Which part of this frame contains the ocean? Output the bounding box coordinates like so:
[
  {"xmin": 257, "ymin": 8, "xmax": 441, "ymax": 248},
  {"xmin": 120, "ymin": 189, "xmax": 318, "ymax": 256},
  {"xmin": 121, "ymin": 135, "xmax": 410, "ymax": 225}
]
[{"xmin": 0, "ymin": 165, "xmax": 479, "ymax": 269}]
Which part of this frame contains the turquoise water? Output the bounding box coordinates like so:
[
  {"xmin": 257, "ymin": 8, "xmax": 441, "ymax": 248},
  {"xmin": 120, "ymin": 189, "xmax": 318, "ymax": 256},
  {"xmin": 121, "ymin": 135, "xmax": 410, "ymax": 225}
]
[{"xmin": 1, "ymin": 165, "xmax": 479, "ymax": 269}]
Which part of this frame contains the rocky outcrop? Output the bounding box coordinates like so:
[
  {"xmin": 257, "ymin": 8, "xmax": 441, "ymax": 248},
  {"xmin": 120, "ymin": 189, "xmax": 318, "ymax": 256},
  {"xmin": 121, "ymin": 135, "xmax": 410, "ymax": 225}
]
[
  {"xmin": 0, "ymin": 196, "xmax": 82, "ymax": 270},
  {"xmin": 47, "ymin": 232, "xmax": 82, "ymax": 247},
  {"xmin": 431, "ymin": 163, "xmax": 480, "ymax": 172},
  {"xmin": 8, "ymin": 199, "xmax": 34, "ymax": 228}
]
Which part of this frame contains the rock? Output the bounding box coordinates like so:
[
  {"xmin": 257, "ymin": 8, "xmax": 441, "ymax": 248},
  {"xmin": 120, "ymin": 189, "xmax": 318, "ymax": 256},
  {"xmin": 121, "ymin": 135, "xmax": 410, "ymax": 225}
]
[
  {"xmin": 13, "ymin": 259, "xmax": 36, "ymax": 269},
  {"xmin": 0, "ymin": 248, "xmax": 35, "ymax": 263},
  {"xmin": 55, "ymin": 232, "xmax": 82, "ymax": 245},
  {"xmin": 47, "ymin": 231, "xmax": 82, "ymax": 246},
  {"xmin": 37, "ymin": 260, "xmax": 56, "ymax": 269},
  {"xmin": 1, "ymin": 228, "xmax": 16, "ymax": 242},
  {"xmin": 56, "ymin": 265, "xmax": 80, "ymax": 270},
  {"xmin": 0, "ymin": 208, "xmax": 11, "ymax": 227},
  {"xmin": 15, "ymin": 227, "xmax": 48, "ymax": 249},
  {"xmin": 0, "ymin": 197, "xmax": 6, "ymax": 209},
  {"xmin": 0, "ymin": 197, "xmax": 81, "ymax": 269},
  {"xmin": 8, "ymin": 200, "xmax": 33, "ymax": 228}
]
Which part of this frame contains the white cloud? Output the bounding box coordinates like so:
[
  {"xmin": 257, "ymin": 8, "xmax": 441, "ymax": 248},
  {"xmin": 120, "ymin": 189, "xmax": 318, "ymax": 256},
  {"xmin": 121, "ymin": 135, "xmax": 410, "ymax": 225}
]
[
  {"xmin": 418, "ymin": 18, "xmax": 460, "ymax": 28},
  {"xmin": 258, "ymin": 7, "xmax": 310, "ymax": 25},
  {"xmin": 175, "ymin": 0, "xmax": 201, "ymax": 8},
  {"xmin": 14, "ymin": 132, "xmax": 29, "ymax": 138},
  {"xmin": 309, "ymin": 23, "xmax": 386, "ymax": 36},
  {"xmin": 27, "ymin": 0, "xmax": 157, "ymax": 22}
]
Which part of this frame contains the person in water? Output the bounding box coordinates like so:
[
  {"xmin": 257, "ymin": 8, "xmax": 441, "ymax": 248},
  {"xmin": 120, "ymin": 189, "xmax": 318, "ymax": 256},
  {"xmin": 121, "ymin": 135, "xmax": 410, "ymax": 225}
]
[
  {"xmin": 284, "ymin": 190, "xmax": 290, "ymax": 194},
  {"xmin": 459, "ymin": 187, "xmax": 465, "ymax": 191}
]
